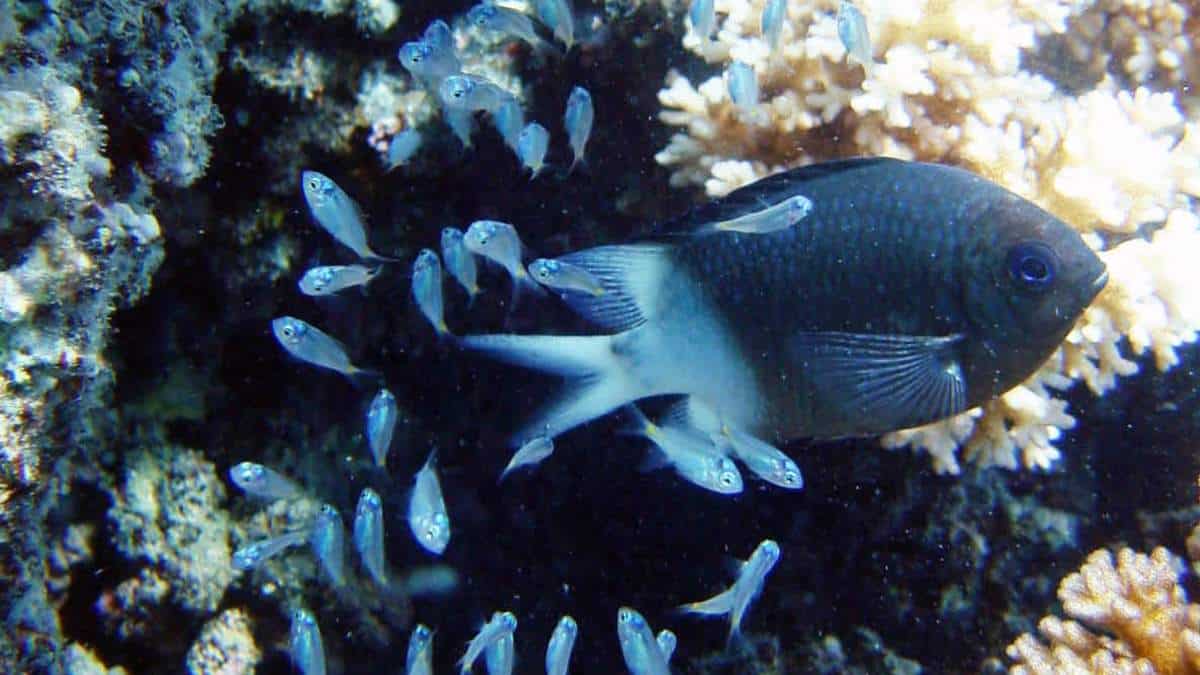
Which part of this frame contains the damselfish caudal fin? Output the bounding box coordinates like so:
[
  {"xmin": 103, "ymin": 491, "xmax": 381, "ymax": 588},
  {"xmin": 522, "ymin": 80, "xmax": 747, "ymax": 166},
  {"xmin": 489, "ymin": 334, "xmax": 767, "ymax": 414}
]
[{"xmin": 458, "ymin": 331, "xmax": 646, "ymax": 445}]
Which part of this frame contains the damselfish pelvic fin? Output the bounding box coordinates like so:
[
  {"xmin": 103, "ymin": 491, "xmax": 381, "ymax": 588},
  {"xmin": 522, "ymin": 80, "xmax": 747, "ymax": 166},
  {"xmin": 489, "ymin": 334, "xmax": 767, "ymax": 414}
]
[
  {"xmin": 792, "ymin": 330, "xmax": 967, "ymax": 430},
  {"xmin": 458, "ymin": 332, "xmax": 648, "ymax": 445},
  {"xmin": 556, "ymin": 244, "xmax": 671, "ymax": 332}
]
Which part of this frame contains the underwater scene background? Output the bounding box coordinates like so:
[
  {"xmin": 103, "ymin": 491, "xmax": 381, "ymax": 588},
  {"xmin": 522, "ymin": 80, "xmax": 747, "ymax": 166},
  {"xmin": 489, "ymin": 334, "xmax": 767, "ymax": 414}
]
[{"xmin": 0, "ymin": 0, "xmax": 1198, "ymax": 673}]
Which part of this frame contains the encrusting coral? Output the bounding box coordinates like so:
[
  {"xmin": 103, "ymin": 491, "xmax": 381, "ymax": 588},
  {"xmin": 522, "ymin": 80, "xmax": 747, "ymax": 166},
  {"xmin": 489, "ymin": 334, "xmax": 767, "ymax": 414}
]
[{"xmin": 654, "ymin": 0, "xmax": 1200, "ymax": 473}]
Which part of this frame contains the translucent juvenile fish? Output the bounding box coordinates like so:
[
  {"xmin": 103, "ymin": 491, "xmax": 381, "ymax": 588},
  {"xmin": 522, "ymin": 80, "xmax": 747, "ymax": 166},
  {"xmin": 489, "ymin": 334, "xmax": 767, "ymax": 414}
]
[
  {"xmin": 656, "ymin": 630, "xmax": 677, "ymax": 663},
  {"xmin": 628, "ymin": 407, "xmax": 743, "ymax": 495},
  {"xmin": 491, "ymin": 95, "xmax": 525, "ymax": 152},
  {"xmin": 699, "ymin": 194, "xmax": 812, "ymax": 235},
  {"xmin": 407, "ymin": 624, "xmax": 435, "ymax": 675},
  {"xmin": 446, "ymin": 107, "xmax": 478, "ymax": 148},
  {"xmin": 563, "ymin": 86, "xmax": 593, "ymax": 172},
  {"xmin": 688, "ymin": 0, "xmax": 715, "ymax": 39},
  {"xmin": 469, "ymin": 3, "xmax": 555, "ymax": 53},
  {"xmin": 353, "ymin": 487, "xmax": 388, "ymax": 587},
  {"xmin": 517, "ymin": 122, "xmax": 550, "ymax": 178},
  {"xmin": 616, "ymin": 607, "xmax": 670, "ymax": 675},
  {"xmin": 272, "ymin": 316, "xmax": 372, "ymax": 378},
  {"xmin": 528, "ymin": 258, "xmax": 605, "ymax": 296},
  {"xmin": 311, "ymin": 503, "xmax": 346, "ymax": 586},
  {"xmin": 463, "ymin": 220, "xmax": 536, "ymax": 294},
  {"xmin": 460, "ymin": 611, "xmax": 517, "ymax": 674},
  {"xmin": 409, "ymin": 451, "xmax": 451, "ymax": 555},
  {"xmin": 761, "ymin": 0, "xmax": 786, "ymax": 53},
  {"xmin": 402, "ymin": 564, "xmax": 460, "ymax": 596},
  {"xmin": 440, "ymin": 74, "xmax": 509, "ymax": 113},
  {"xmin": 366, "ymin": 388, "xmax": 398, "ymax": 468},
  {"xmin": 545, "ymin": 615, "xmax": 578, "ymax": 675},
  {"xmin": 720, "ymin": 426, "xmax": 803, "ymax": 489},
  {"xmin": 533, "ymin": 0, "xmax": 575, "ymax": 48},
  {"xmin": 298, "ymin": 264, "xmax": 379, "ymax": 296},
  {"xmin": 398, "ymin": 20, "xmax": 461, "ymax": 86},
  {"xmin": 681, "ymin": 538, "xmax": 780, "ymax": 638},
  {"xmin": 837, "ymin": 1, "xmax": 872, "ymax": 73},
  {"xmin": 228, "ymin": 461, "xmax": 301, "ymax": 500},
  {"xmin": 290, "ymin": 608, "xmax": 326, "ymax": 675},
  {"xmin": 424, "ymin": 19, "xmax": 456, "ymax": 55},
  {"xmin": 726, "ymin": 61, "xmax": 759, "ymax": 109},
  {"xmin": 301, "ymin": 171, "xmax": 392, "ymax": 261},
  {"xmin": 441, "ymin": 227, "xmax": 480, "ymax": 299},
  {"xmin": 412, "ymin": 249, "xmax": 450, "ymax": 337},
  {"xmin": 484, "ymin": 632, "xmax": 515, "ymax": 675},
  {"xmin": 232, "ymin": 530, "xmax": 308, "ymax": 571},
  {"xmin": 499, "ymin": 435, "xmax": 555, "ymax": 481},
  {"xmin": 386, "ymin": 129, "xmax": 423, "ymax": 170}
]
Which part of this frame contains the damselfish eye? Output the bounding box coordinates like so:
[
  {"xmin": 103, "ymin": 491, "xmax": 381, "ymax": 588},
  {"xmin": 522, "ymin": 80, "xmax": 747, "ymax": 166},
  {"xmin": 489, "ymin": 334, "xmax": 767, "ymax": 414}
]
[{"xmin": 1007, "ymin": 242, "xmax": 1056, "ymax": 290}]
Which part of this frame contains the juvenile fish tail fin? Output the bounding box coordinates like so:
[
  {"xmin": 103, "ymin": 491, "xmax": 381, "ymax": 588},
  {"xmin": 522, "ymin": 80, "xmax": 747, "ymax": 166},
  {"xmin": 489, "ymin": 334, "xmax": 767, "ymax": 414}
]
[{"xmin": 680, "ymin": 587, "xmax": 736, "ymax": 617}]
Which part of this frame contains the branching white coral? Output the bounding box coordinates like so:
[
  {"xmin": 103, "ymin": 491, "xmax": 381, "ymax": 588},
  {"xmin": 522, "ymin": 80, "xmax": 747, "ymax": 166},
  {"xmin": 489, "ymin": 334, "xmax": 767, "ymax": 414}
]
[{"xmin": 656, "ymin": 0, "xmax": 1200, "ymax": 472}]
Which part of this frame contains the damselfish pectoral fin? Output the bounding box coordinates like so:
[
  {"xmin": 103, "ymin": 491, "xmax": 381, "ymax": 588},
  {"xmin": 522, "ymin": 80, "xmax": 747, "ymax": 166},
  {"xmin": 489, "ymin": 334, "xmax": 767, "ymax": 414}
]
[{"xmin": 793, "ymin": 331, "xmax": 967, "ymax": 429}]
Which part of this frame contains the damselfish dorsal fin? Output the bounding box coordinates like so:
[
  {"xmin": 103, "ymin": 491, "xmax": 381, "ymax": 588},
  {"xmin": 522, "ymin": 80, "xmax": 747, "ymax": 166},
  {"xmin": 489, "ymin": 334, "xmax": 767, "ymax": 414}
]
[
  {"xmin": 647, "ymin": 157, "xmax": 903, "ymax": 239},
  {"xmin": 792, "ymin": 330, "xmax": 967, "ymax": 430}
]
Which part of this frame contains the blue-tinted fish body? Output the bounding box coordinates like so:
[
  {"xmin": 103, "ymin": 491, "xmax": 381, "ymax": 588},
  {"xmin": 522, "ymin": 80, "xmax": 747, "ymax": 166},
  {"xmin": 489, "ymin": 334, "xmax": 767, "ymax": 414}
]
[
  {"xmin": 617, "ymin": 607, "xmax": 670, "ymax": 675},
  {"xmin": 402, "ymin": 20, "xmax": 461, "ymax": 84},
  {"xmin": 837, "ymin": 1, "xmax": 872, "ymax": 73},
  {"xmin": 446, "ymin": 107, "xmax": 478, "ymax": 148},
  {"xmin": 413, "ymin": 249, "xmax": 450, "ymax": 337},
  {"xmin": 469, "ymin": 3, "xmax": 556, "ymax": 54},
  {"xmin": 272, "ymin": 316, "xmax": 372, "ymax": 378},
  {"xmin": 407, "ymin": 624, "xmax": 435, "ymax": 675},
  {"xmin": 516, "ymin": 122, "xmax": 550, "ymax": 178},
  {"xmin": 721, "ymin": 427, "xmax": 803, "ymax": 489},
  {"xmin": 409, "ymin": 451, "xmax": 451, "ymax": 555},
  {"xmin": 299, "ymin": 264, "xmax": 380, "ymax": 296},
  {"xmin": 366, "ymin": 388, "xmax": 398, "ymax": 468},
  {"xmin": 499, "ymin": 435, "xmax": 554, "ymax": 480},
  {"xmin": 460, "ymin": 611, "xmax": 517, "ymax": 674},
  {"xmin": 699, "ymin": 194, "xmax": 812, "ymax": 235},
  {"xmin": 402, "ymin": 564, "xmax": 460, "ymax": 596},
  {"xmin": 386, "ymin": 129, "xmax": 423, "ymax": 170},
  {"xmin": 353, "ymin": 487, "xmax": 388, "ymax": 586},
  {"xmin": 229, "ymin": 461, "xmax": 301, "ymax": 500},
  {"xmin": 726, "ymin": 61, "xmax": 759, "ymax": 109},
  {"xmin": 563, "ymin": 86, "xmax": 593, "ymax": 171},
  {"xmin": 441, "ymin": 74, "xmax": 509, "ymax": 114},
  {"xmin": 458, "ymin": 159, "xmax": 1107, "ymax": 448},
  {"xmin": 491, "ymin": 95, "xmax": 525, "ymax": 152},
  {"xmin": 688, "ymin": 0, "xmax": 715, "ymax": 39},
  {"xmin": 761, "ymin": 0, "xmax": 786, "ymax": 53},
  {"xmin": 311, "ymin": 503, "xmax": 346, "ymax": 586},
  {"xmin": 656, "ymin": 630, "xmax": 676, "ymax": 663},
  {"xmin": 484, "ymin": 632, "xmax": 515, "ymax": 675},
  {"xmin": 232, "ymin": 530, "xmax": 309, "ymax": 571},
  {"xmin": 533, "ymin": 0, "xmax": 575, "ymax": 48},
  {"xmin": 290, "ymin": 609, "xmax": 326, "ymax": 675},
  {"xmin": 629, "ymin": 407, "xmax": 742, "ymax": 495},
  {"xmin": 681, "ymin": 539, "xmax": 780, "ymax": 638},
  {"xmin": 442, "ymin": 227, "xmax": 481, "ymax": 299},
  {"xmin": 545, "ymin": 615, "xmax": 578, "ymax": 675},
  {"xmin": 301, "ymin": 171, "xmax": 393, "ymax": 261},
  {"xmin": 529, "ymin": 258, "xmax": 605, "ymax": 296},
  {"xmin": 463, "ymin": 220, "xmax": 539, "ymax": 296}
]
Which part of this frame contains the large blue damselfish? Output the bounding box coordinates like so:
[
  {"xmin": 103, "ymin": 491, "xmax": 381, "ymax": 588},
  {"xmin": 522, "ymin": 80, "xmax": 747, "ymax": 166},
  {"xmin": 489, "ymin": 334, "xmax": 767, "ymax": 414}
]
[{"xmin": 462, "ymin": 158, "xmax": 1109, "ymax": 445}]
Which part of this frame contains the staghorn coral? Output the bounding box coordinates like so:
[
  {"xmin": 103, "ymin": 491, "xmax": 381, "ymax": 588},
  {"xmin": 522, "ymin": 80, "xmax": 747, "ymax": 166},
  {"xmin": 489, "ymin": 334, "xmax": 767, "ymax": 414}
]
[
  {"xmin": 655, "ymin": 0, "xmax": 1200, "ymax": 472},
  {"xmin": 1006, "ymin": 547, "xmax": 1200, "ymax": 675}
]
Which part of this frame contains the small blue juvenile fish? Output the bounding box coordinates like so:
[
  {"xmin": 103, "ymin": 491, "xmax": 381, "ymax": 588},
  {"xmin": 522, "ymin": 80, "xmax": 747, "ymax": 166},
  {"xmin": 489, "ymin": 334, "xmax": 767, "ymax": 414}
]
[
  {"xmin": 407, "ymin": 624, "xmax": 435, "ymax": 675},
  {"xmin": 353, "ymin": 487, "xmax": 388, "ymax": 587},
  {"xmin": 726, "ymin": 61, "xmax": 759, "ymax": 109},
  {"xmin": 412, "ymin": 249, "xmax": 450, "ymax": 338},
  {"xmin": 440, "ymin": 74, "xmax": 509, "ymax": 113},
  {"xmin": 460, "ymin": 611, "xmax": 517, "ymax": 674},
  {"xmin": 446, "ymin": 107, "xmax": 477, "ymax": 148},
  {"xmin": 298, "ymin": 264, "xmax": 379, "ymax": 296},
  {"xmin": 408, "ymin": 451, "xmax": 451, "ymax": 555},
  {"xmin": 563, "ymin": 86, "xmax": 593, "ymax": 172},
  {"xmin": 491, "ymin": 95, "xmax": 525, "ymax": 152},
  {"xmin": 469, "ymin": 3, "xmax": 555, "ymax": 54},
  {"xmin": 656, "ymin": 630, "xmax": 676, "ymax": 663},
  {"xmin": 720, "ymin": 426, "xmax": 803, "ymax": 489},
  {"xmin": 228, "ymin": 461, "xmax": 301, "ymax": 500},
  {"xmin": 311, "ymin": 503, "xmax": 346, "ymax": 586},
  {"xmin": 301, "ymin": 171, "xmax": 393, "ymax": 261},
  {"xmin": 688, "ymin": 0, "xmax": 715, "ymax": 39},
  {"xmin": 272, "ymin": 317, "xmax": 373, "ymax": 378},
  {"xmin": 837, "ymin": 1, "xmax": 872, "ymax": 73},
  {"xmin": 290, "ymin": 608, "xmax": 326, "ymax": 675},
  {"xmin": 386, "ymin": 128, "xmax": 423, "ymax": 170},
  {"xmin": 499, "ymin": 435, "xmax": 555, "ymax": 481},
  {"xmin": 463, "ymin": 220, "xmax": 538, "ymax": 296},
  {"xmin": 761, "ymin": 0, "xmax": 786, "ymax": 53},
  {"xmin": 545, "ymin": 615, "xmax": 578, "ymax": 675},
  {"xmin": 681, "ymin": 538, "xmax": 780, "ymax": 638},
  {"xmin": 366, "ymin": 388, "xmax": 398, "ymax": 468},
  {"xmin": 700, "ymin": 194, "xmax": 812, "ymax": 235},
  {"xmin": 616, "ymin": 607, "xmax": 670, "ymax": 675},
  {"xmin": 517, "ymin": 122, "xmax": 550, "ymax": 178},
  {"xmin": 441, "ymin": 227, "xmax": 480, "ymax": 299},
  {"xmin": 402, "ymin": 565, "xmax": 460, "ymax": 596},
  {"xmin": 232, "ymin": 530, "xmax": 309, "ymax": 571},
  {"xmin": 528, "ymin": 258, "xmax": 605, "ymax": 296},
  {"xmin": 398, "ymin": 20, "xmax": 461, "ymax": 87},
  {"xmin": 629, "ymin": 407, "xmax": 743, "ymax": 495},
  {"xmin": 533, "ymin": 0, "xmax": 575, "ymax": 48},
  {"xmin": 484, "ymin": 632, "xmax": 515, "ymax": 675}
]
